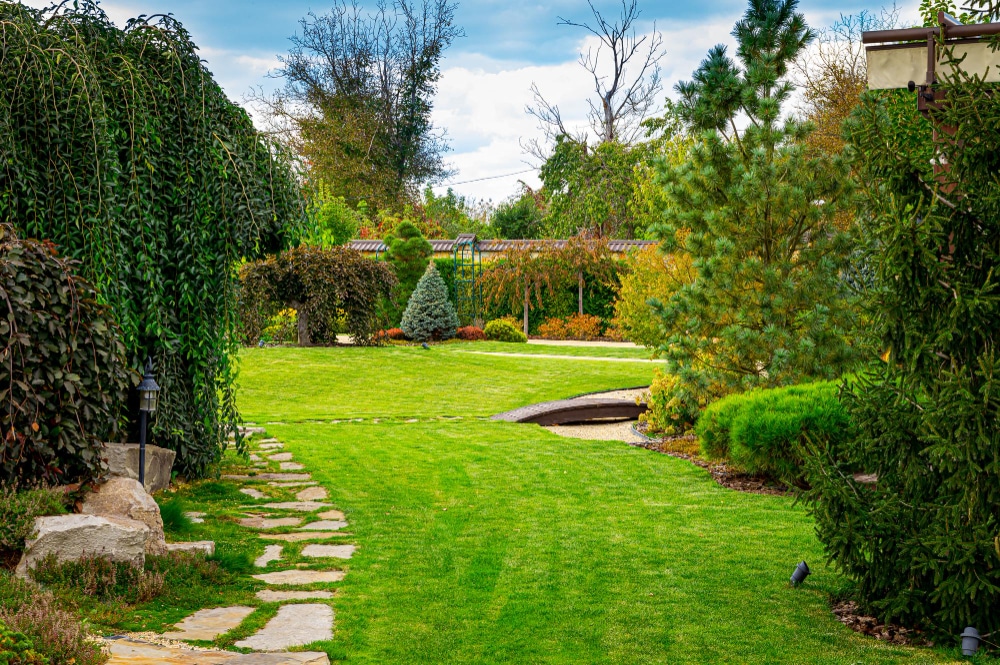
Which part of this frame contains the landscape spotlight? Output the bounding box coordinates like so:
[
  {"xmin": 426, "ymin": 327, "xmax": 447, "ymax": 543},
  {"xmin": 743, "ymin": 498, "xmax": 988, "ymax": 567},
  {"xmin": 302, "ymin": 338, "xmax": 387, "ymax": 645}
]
[
  {"xmin": 790, "ymin": 561, "xmax": 811, "ymax": 586},
  {"xmin": 961, "ymin": 627, "xmax": 981, "ymax": 656},
  {"xmin": 136, "ymin": 358, "xmax": 160, "ymax": 488}
]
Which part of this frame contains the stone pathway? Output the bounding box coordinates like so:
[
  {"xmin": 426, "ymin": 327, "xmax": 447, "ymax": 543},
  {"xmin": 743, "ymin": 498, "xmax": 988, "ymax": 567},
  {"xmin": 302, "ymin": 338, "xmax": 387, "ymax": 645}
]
[{"xmin": 129, "ymin": 427, "xmax": 353, "ymax": 664}]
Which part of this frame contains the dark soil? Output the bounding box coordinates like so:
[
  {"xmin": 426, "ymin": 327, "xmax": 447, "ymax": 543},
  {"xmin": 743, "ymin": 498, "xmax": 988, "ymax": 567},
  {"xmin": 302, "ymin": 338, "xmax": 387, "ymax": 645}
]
[
  {"xmin": 630, "ymin": 426, "xmax": 791, "ymax": 496},
  {"xmin": 0, "ymin": 548, "xmax": 21, "ymax": 571},
  {"xmin": 831, "ymin": 600, "xmax": 933, "ymax": 647}
]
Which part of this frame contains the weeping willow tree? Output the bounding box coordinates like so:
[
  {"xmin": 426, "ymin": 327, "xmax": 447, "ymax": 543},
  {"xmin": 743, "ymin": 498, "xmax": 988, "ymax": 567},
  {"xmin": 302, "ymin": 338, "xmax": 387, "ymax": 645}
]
[{"xmin": 0, "ymin": 2, "xmax": 305, "ymax": 476}]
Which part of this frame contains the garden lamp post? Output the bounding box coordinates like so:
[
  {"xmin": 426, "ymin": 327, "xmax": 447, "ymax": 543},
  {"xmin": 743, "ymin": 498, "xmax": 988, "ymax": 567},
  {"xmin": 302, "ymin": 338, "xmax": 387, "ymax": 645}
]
[
  {"xmin": 137, "ymin": 358, "xmax": 160, "ymax": 488},
  {"xmin": 961, "ymin": 627, "xmax": 981, "ymax": 656},
  {"xmin": 790, "ymin": 561, "xmax": 811, "ymax": 586}
]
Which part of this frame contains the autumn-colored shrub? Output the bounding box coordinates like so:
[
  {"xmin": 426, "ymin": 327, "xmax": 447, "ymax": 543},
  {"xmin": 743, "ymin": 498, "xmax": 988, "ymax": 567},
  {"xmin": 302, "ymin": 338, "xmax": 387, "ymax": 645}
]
[
  {"xmin": 456, "ymin": 326, "xmax": 486, "ymax": 341},
  {"xmin": 538, "ymin": 314, "xmax": 602, "ymax": 340},
  {"xmin": 384, "ymin": 328, "xmax": 407, "ymax": 340}
]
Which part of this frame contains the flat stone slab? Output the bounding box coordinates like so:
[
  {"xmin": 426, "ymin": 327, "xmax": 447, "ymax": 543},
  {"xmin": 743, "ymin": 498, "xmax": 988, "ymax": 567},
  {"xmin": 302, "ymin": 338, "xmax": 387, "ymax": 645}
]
[
  {"xmin": 266, "ymin": 452, "xmax": 294, "ymax": 462},
  {"xmin": 297, "ymin": 520, "xmax": 348, "ymax": 532},
  {"xmin": 105, "ymin": 639, "xmax": 329, "ymax": 664},
  {"xmin": 255, "ymin": 544, "xmax": 283, "ymax": 568},
  {"xmin": 235, "ymin": 604, "xmax": 333, "ymax": 652},
  {"xmin": 280, "ymin": 462, "xmax": 306, "ymax": 471},
  {"xmin": 256, "ymin": 501, "xmax": 332, "ymax": 512},
  {"xmin": 163, "ymin": 606, "xmax": 255, "ymax": 641},
  {"xmin": 258, "ymin": 533, "xmax": 344, "ymax": 543},
  {"xmin": 258, "ymin": 443, "xmax": 283, "ymax": 450},
  {"xmin": 269, "ymin": 481, "xmax": 317, "ymax": 488},
  {"xmin": 166, "ymin": 541, "xmax": 215, "ymax": 556},
  {"xmin": 239, "ymin": 516, "xmax": 303, "ymax": 530},
  {"xmin": 295, "ymin": 487, "xmax": 328, "ymax": 501},
  {"xmin": 223, "ymin": 474, "xmax": 311, "ymax": 481},
  {"xmin": 240, "ymin": 488, "xmax": 266, "ymax": 499},
  {"xmin": 256, "ymin": 590, "xmax": 335, "ymax": 602},
  {"xmin": 316, "ymin": 510, "xmax": 344, "ymax": 520},
  {"xmin": 249, "ymin": 453, "xmax": 262, "ymax": 462},
  {"xmin": 252, "ymin": 570, "xmax": 345, "ymax": 585},
  {"xmin": 301, "ymin": 545, "xmax": 355, "ymax": 559}
]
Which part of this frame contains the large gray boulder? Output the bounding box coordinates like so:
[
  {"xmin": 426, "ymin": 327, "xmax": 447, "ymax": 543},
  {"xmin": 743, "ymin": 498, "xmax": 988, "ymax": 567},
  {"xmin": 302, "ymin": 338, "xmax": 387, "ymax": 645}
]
[
  {"xmin": 80, "ymin": 477, "xmax": 167, "ymax": 555},
  {"xmin": 102, "ymin": 442, "xmax": 175, "ymax": 493},
  {"xmin": 15, "ymin": 514, "xmax": 149, "ymax": 577}
]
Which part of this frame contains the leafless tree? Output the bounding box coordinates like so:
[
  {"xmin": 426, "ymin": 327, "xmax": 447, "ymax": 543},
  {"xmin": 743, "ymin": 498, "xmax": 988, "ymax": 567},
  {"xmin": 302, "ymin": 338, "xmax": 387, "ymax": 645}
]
[{"xmin": 524, "ymin": 0, "xmax": 665, "ymax": 158}]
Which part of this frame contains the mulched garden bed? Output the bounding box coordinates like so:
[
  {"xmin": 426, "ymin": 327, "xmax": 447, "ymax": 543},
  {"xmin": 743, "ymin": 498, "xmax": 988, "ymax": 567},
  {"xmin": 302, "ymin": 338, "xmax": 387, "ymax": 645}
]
[
  {"xmin": 630, "ymin": 426, "xmax": 790, "ymax": 496},
  {"xmin": 831, "ymin": 600, "xmax": 933, "ymax": 646}
]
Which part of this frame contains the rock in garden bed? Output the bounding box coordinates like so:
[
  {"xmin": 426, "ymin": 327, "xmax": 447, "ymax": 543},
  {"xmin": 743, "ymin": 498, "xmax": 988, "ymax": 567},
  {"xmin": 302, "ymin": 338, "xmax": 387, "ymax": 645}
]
[
  {"xmin": 16, "ymin": 514, "xmax": 148, "ymax": 577},
  {"xmin": 831, "ymin": 600, "xmax": 932, "ymax": 646}
]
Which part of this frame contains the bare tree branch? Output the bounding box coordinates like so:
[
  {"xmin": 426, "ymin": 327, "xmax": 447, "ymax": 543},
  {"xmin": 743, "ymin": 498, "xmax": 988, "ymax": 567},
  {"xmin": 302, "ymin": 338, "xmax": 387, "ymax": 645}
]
[{"xmin": 525, "ymin": 0, "xmax": 664, "ymax": 152}]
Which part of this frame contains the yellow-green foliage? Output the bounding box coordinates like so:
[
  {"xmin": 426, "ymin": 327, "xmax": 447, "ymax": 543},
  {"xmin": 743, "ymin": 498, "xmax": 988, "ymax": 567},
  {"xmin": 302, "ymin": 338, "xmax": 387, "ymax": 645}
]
[
  {"xmin": 483, "ymin": 319, "xmax": 527, "ymax": 343},
  {"xmin": 612, "ymin": 245, "xmax": 695, "ymax": 348}
]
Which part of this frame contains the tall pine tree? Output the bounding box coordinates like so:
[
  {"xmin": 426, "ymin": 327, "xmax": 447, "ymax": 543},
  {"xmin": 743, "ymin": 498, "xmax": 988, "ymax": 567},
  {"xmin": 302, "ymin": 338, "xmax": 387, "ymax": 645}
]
[{"xmin": 653, "ymin": 0, "xmax": 858, "ymax": 407}]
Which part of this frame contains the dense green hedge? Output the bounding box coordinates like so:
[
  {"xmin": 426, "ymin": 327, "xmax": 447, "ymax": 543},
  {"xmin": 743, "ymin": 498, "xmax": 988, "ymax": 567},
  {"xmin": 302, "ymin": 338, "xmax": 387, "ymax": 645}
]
[{"xmin": 696, "ymin": 381, "xmax": 851, "ymax": 486}]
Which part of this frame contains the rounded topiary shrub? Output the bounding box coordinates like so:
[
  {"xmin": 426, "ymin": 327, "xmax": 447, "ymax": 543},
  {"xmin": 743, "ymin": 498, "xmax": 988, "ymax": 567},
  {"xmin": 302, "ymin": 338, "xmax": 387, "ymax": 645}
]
[
  {"xmin": 401, "ymin": 264, "xmax": 459, "ymax": 342},
  {"xmin": 0, "ymin": 226, "xmax": 129, "ymax": 486},
  {"xmin": 483, "ymin": 319, "xmax": 527, "ymax": 343}
]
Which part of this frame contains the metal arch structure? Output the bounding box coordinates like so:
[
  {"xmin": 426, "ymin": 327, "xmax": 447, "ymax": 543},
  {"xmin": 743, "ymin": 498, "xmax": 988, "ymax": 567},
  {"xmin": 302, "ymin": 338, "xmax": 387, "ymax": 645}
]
[{"xmin": 452, "ymin": 233, "xmax": 482, "ymax": 326}]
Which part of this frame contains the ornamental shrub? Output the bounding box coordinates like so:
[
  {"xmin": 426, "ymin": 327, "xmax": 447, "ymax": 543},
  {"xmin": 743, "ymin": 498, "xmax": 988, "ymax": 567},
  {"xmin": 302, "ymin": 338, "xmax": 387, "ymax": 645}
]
[
  {"xmin": 693, "ymin": 381, "xmax": 851, "ymax": 486},
  {"xmin": 385, "ymin": 221, "xmax": 433, "ymax": 304},
  {"xmin": 483, "ymin": 319, "xmax": 527, "ymax": 344},
  {"xmin": 0, "ymin": 227, "xmax": 130, "ymax": 486},
  {"xmin": 537, "ymin": 317, "xmax": 568, "ymax": 339},
  {"xmin": 400, "ymin": 264, "xmax": 459, "ymax": 342},
  {"xmin": 240, "ymin": 246, "xmax": 397, "ymax": 346},
  {"xmin": 612, "ymin": 244, "xmax": 695, "ymax": 348},
  {"xmin": 639, "ymin": 370, "xmax": 711, "ymax": 437},
  {"xmin": 0, "ymin": 621, "xmax": 47, "ymax": 665},
  {"xmin": 456, "ymin": 326, "xmax": 486, "ymax": 341}
]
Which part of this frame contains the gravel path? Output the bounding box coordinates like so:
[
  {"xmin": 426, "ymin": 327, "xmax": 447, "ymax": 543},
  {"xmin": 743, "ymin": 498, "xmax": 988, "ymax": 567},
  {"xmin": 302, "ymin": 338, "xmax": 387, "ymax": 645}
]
[{"xmin": 545, "ymin": 419, "xmax": 646, "ymax": 443}]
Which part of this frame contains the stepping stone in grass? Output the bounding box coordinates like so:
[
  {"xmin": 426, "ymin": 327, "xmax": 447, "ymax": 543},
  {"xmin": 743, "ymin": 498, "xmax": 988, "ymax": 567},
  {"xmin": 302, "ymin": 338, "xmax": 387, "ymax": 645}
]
[
  {"xmin": 256, "ymin": 589, "xmax": 334, "ymax": 602},
  {"xmin": 163, "ymin": 606, "xmax": 255, "ymax": 641},
  {"xmin": 259, "ymin": 533, "xmax": 345, "ymax": 542},
  {"xmin": 241, "ymin": 488, "xmax": 266, "ymax": 499},
  {"xmin": 316, "ymin": 510, "xmax": 344, "ymax": 520},
  {"xmin": 235, "ymin": 604, "xmax": 333, "ymax": 651},
  {"xmin": 167, "ymin": 541, "xmax": 216, "ymax": 556},
  {"xmin": 255, "ymin": 544, "xmax": 283, "ymax": 567},
  {"xmin": 252, "ymin": 569, "xmax": 344, "ymax": 585},
  {"xmin": 255, "ymin": 501, "xmax": 332, "ymax": 512},
  {"xmin": 269, "ymin": 481, "xmax": 317, "ymax": 488},
  {"xmin": 301, "ymin": 544, "xmax": 355, "ymax": 559},
  {"xmin": 105, "ymin": 639, "xmax": 330, "ymax": 664},
  {"xmin": 296, "ymin": 520, "xmax": 348, "ymax": 531},
  {"xmin": 249, "ymin": 453, "xmax": 262, "ymax": 462},
  {"xmin": 295, "ymin": 487, "xmax": 328, "ymax": 501},
  {"xmin": 280, "ymin": 462, "xmax": 306, "ymax": 471},
  {"xmin": 185, "ymin": 511, "xmax": 206, "ymax": 524},
  {"xmin": 239, "ymin": 516, "xmax": 303, "ymax": 530},
  {"xmin": 224, "ymin": 473, "xmax": 311, "ymax": 481},
  {"xmin": 258, "ymin": 442, "xmax": 283, "ymax": 450},
  {"xmin": 266, "ymin": 452, "xmax": 294, "ymax": 462}
]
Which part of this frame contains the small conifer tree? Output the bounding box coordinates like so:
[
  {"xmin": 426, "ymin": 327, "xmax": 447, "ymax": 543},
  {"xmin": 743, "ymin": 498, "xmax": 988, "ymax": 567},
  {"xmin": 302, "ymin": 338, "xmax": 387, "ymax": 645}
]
[{"xmin": 401, "ymin": 264, "xmax": 459, "ymax": 341}]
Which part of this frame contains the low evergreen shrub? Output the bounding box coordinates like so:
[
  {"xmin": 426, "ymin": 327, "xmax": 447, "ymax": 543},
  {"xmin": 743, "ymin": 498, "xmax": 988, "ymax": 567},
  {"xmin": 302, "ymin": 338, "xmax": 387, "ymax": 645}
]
[
  {"xmin": 400, "ymin": 264, "xmax": 459, "ymax": 342},
  {"xmin": 0, "ymin": 621, "xmax": 47, "ymax": 665},
  {"xmin": 696, "ymin": 381, "xmax": 851, "ymax": 485},
  {"xmin": 483, "ymin": 319, "xmax": 527, "ymax": 343}
]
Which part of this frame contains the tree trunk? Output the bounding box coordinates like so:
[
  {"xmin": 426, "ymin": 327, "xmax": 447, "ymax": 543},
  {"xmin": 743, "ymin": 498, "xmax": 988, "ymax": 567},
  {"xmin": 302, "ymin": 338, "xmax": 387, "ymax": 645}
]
[
  {"xmin": 523, "ymin": 285, "xmax": 530, "ymax": 337},
  {"xmin": 578, "ymin": 271, "xmax": 584, "ymax": 316},
  {"xmin": 291, "ymin": 302, "xmax": 311, "ymax": 347}
]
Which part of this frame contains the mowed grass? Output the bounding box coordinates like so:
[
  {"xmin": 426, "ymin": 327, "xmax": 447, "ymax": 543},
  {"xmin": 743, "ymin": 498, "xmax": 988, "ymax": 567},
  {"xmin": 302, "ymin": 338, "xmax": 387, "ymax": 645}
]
[
  {"xmin": 237, "ymin": 345, "xmax": 971, "ymax": 664},
  {"xmin": 237, "ymin": 343, "xmax": 659, "ymax": 421}
]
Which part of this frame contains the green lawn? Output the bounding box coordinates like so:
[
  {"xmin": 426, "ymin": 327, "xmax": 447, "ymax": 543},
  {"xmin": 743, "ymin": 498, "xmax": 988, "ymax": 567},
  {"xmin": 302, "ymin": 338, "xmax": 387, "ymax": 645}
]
[{"xmin": 228, "ymin": 343, "xmax": 973, "ymax": 664}]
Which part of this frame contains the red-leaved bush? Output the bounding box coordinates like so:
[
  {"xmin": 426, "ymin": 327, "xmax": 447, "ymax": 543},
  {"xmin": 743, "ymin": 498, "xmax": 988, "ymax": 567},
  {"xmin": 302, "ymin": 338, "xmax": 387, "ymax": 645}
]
[{"xmin": 456, "ymin": 326, "xmax": 486, "ymax": 341}]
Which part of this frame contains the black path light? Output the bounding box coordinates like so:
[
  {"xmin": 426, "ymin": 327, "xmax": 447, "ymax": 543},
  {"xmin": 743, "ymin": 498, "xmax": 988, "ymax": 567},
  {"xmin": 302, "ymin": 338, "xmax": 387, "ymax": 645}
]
[
  {"xmin": 136, "ymin": 358, "xmax": 160, "ymax": 488},
  {"xmin": 790, "ymin": 561, "xmax": 811, "ymax": 586},
  {"xmin": 961, "ymin": 627, "xmax": 981, "ymax": 656}
]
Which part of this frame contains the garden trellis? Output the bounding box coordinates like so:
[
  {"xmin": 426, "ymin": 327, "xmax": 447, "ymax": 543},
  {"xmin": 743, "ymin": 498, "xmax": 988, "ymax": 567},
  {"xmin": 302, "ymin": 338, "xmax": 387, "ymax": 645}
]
[{"xmin": 0, "ymin": 2, "xmax": 304, "ymax": 476}]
